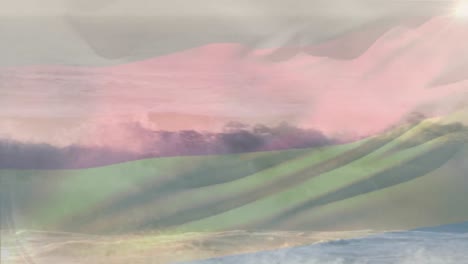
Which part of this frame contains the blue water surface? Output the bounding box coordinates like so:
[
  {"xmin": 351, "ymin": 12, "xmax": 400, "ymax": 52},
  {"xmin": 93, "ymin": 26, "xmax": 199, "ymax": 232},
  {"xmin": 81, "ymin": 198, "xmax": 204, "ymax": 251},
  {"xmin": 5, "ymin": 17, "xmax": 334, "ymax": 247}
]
[{"xmin": 184, "ymin": 222, "xmax": 468, "ymax": 264}]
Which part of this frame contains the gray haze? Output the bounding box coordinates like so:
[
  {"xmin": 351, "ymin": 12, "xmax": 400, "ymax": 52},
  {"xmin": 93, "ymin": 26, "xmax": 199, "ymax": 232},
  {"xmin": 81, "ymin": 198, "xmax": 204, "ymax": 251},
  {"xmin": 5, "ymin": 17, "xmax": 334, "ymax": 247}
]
[{"xmin": 0, "ymin": 0, "xmax": 453, "ymax": 66}]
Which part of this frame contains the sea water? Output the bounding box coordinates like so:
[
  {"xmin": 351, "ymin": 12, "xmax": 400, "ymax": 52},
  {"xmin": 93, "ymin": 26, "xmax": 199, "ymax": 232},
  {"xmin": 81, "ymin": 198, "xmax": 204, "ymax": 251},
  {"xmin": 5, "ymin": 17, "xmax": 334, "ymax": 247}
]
[{"xmin": 185, "ymin": 230, "xmax": 468, "ymax": 264}]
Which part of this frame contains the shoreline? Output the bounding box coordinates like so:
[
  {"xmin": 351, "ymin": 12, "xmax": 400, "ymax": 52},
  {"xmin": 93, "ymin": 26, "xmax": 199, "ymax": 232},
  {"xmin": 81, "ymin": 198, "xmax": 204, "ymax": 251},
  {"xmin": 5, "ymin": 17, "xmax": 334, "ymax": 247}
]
[{"xmin": 1, "ymin": 229, "xmax": 377, "ymax": 263}]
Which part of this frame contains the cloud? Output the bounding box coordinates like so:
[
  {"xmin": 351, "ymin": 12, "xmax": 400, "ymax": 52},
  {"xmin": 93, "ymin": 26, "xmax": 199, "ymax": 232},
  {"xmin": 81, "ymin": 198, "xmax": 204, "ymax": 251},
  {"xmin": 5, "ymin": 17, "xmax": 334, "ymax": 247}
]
[
  {"xmin": 2, "ymin": 17, "xmax": 468, "ymax": 145},
  {"xmin": 0, "ymin": 139, "xmax": 138, "ymax": 169},
  {"xmin": 0, "ymin": 121, "xmax": 334, "ymax": 169}
]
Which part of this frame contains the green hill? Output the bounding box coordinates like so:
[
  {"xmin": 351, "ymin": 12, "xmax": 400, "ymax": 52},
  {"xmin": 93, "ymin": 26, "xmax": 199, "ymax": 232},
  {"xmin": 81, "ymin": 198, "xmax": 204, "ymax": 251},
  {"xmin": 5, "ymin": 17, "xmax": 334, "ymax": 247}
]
[{"xmin": 2, "ymin": 119, "xmax": 468, "ymax": 235}]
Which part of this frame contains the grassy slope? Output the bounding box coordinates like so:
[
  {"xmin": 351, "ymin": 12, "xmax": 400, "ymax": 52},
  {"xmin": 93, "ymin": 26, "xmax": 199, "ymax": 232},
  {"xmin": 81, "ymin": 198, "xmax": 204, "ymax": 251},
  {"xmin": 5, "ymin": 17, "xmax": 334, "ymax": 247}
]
[
  {"xmin": 2, "ymin": 120, "xmax": 468, "ymax": 235},
  {"xmin": 2, "ymin": 149, "xmax": 309, "ymax": 228},
  {"xmin": 176, "ymin": 124, "xmax": 466, "ymax": 232}
]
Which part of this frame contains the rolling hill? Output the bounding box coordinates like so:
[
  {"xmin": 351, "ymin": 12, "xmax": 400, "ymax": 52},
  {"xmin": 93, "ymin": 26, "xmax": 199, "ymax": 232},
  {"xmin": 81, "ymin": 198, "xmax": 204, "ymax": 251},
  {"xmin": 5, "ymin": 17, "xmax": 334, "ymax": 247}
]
[{"xmin": 2, "ymin": 117, "xmax": 468, "ymax": 236}]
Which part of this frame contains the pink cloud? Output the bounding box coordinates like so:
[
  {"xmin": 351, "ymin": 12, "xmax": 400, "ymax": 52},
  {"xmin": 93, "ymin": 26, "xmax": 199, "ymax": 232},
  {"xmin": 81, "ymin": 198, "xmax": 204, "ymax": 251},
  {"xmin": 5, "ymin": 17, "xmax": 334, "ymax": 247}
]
[{"xmin": 2, "ymin": 16, "xmax": 468, "ymax": 147}]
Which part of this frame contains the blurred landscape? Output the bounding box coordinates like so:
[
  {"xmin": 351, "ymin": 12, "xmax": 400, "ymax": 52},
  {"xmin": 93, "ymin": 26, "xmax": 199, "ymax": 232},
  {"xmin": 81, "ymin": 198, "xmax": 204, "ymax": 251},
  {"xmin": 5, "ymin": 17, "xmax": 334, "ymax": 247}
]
[
  {"xmin": 2, "ymin": 114, "xmax": 468, "ymax": 263},
  {"xmin": 2, "ymin": 2, "xmax": 468, "ymax": 263}
]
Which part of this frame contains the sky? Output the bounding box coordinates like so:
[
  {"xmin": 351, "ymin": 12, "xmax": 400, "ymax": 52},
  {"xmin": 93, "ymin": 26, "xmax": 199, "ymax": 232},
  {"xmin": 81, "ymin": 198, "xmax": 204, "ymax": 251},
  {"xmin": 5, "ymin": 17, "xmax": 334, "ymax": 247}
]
[
  {"xmin": 0, "ymin": 0, "xmax": 449, "ymax": 16},
  {"xmin": 1, "ymin": 0, "xmax": 468, "ymax": 148},
  {"xmin": 0, "ymin": 0, "xmax": 452, "ymax": 65}
]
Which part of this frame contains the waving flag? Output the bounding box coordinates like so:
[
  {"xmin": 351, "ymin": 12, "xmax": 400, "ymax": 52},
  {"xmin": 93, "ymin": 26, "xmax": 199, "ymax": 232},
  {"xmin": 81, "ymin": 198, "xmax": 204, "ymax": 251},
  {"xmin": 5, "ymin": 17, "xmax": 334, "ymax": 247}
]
[{"xmin": 1, "ymin": 0, "xmax": 468, "ymax": 263}]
